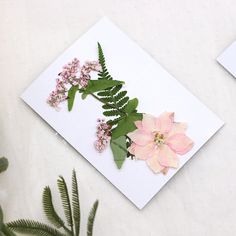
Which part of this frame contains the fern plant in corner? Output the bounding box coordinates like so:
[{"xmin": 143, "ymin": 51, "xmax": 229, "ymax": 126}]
[{"xmin": 5, "ymin": 170, "xmax": 99, "ymax": 236}]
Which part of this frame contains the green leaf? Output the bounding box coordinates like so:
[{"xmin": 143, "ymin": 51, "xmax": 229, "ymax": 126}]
[
  {"xmin": 124, "ymin": 98, "xmax": 139, "ymax": 114},
  {"xmin": 87, "ymin": 200, "xmax": 99, "ymax": 236},
  {"xmin": 111, "ymin": 85, "xmax": 122, "ymax": 95},
  {"xmin": 81, "ymin": 93, "xmax": 88, "ymax": 100},
  {"xmin": 112, "ymin": 113, "xmax": 143, "ymax": 139},
  {"xmin": 0, "ymin": 157, "xmax": 8, "ymax": 173},
  {"xmin": 67, "ymin": 86, "xmax": 78, "ymax": 111},
  {"xmin": 42, "ymin": 186, "xmax": 70, "ymax": 233},
  {"xmin": 57, "ymin": 176, "xmax": 74, "ymax": 232},
  {"xmin": 72, "ymin": 170, "xmax": 80, "ymax": 236},
  {"xmin": 116, "ymin": 96, "xmax": 129, "ymax": 108},
  {"xmin": 7, "ymin": 220, "xmax": 66, "ymax": 236},
  {"xmin": 103, "ymin": 109, "xmax": 121, "ymax": 117},
  {"xmin": 0, "ymin": 206, "xmax": 3, "ymax": 224},
  {"xmin": 110, "ymin": 136, "xmax": 127, "ymax": 169},
  {"xmin": 83, "ymin": 80, "xmax": 124, "ymax": 94}
]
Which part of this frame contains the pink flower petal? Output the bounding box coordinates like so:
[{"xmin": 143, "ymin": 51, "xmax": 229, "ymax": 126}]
[
  {"xmin": 127, "ymin": 129, "xmax": 154, "ymax": 146},
  {"xmin": 146, "ymin": 150, "xmax": 166, "ymax": 173},
  {"xmin": 133, "ymin": 143, "xmax": 156, "ymax": 160},
  {"xmin": 134, "ymin": 120, "xmax": 143, "ymax": 130},
  {"xmin": 166, "ymin": 133, "xmax": 193, "ymax": 155},
  {"xmin": 158, "ymin": 145, "xmax": 179, "ymax": 168},
  {"xmin": 155, "ymin": 112, "xmax": 174, "ymax": 134},
  {"xmin": 127, "ymin": 143, "xmax": 136, "ymax": 155},
  {"xmin": 141, "ymin": 114, "xmax": 157, "ymax": 132},
  {"xmin": 167, "ymin": 122, "xmax": 187, "ymax": 138}
]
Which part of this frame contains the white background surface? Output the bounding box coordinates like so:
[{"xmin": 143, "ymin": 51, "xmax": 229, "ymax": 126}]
[{"xmin": 0, "ymin": 0, "xmax": 235, "ymax": 235}]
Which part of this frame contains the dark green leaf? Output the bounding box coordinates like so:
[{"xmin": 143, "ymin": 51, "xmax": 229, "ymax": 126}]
[
  {"xmin": 112, "ymin": 113, "xmax": 143, "ymax": 139},
  {"xmin": 67, "ymin": 86, "xmax": 78, "ymax": 111},
  {"xmin": 103, "ymin": 109, "xmax": 121, "ymax": 117},
  {"xmin": 84, "ymin": 80, "xmax": 124, "ymax": 94},
  {"xmin": 116, "ymin": 97, "xmax": 129, "ymax": 108},
  {"xmin": 110, "ymin": 136, "xmax": 127, "ymax": 169},
  {"xmin": 124, "ymin": 98, "xmax": 139, "ymax": 113},
  {"xmin": 0, "ymin": 157, "xmax": 8, "ymax": 173},
  {"xmin": 111, "ymin": 85, "xmax": 122, "ymax": 95}
]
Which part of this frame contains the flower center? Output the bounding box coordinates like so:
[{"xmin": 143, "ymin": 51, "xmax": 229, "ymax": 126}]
[{"xmin": 154, "ymin": 132, "xmax": 165, "ymax": 146}]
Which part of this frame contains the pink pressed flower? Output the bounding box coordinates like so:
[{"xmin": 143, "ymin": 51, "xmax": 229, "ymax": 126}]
[
  {"xmin": 47, "ymin": 58, "xmax": 101, "ymax": 108},
  {"xmin": 79, "ymin": 61, "xmax": 101, "ymax": 89},
  {"xmin": 127, "ymin": 112, "xmax": 194, "ymax": 174},
  {"xmin": 94, "ymin": 119, "xmax": 111, "ymax": 152}
]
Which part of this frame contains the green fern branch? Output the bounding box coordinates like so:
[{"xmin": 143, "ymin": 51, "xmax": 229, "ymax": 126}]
[
  {"xmin": 7, "ymin": 220, "xmax": 66, "ymax": 236},
  {"xmin": 43, "ymin": 186, "xmax": 71, "ymax": 234},
  {"xmin": 71, "ymin": 170, "xmax": 80, "ymax": 236},
  {"xmin": 57, "ymin": 176, "xmax": 74, "ymax": 235},
  {"xmin": 6, "ymin": 170, "xmax": 99, "ymax": 236},
  {"xmin": 87, "ymin": 201, "xmax": 99, "ymax": 236}
]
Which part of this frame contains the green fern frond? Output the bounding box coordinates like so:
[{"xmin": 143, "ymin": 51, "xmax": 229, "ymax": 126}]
[
  {"xmin": 87, "ymin": 200, "xmax": 99, "ymax": 236},
  {"xmin": 102, "ymin": 104, "xmax": 112, "ymax": 110},
  {"xmin": 114, "ymin": 91, "xmax": 127, "ymax": 101},
  {"xmin": 72, "ymin": 170, "xmax": 80, "ymax": 236},
  {"xmin": 107, "ymin": 116, "xmax": 125, "ymax": 126},
  {"xmin": 97, "ymin": 91, "xmax": 109, "ymax": 97},
  {"xmin": 7, "ymin": 220, "xmax": 66, "ymax": 236},
  {"xmin": 110, "ymin": 85, "xmax": 122, "ymax": 95},
  {"xmin": 116, "ymin": 97, "xmax": 129, "ymax": 108},
  {"xmin": 97, "ymin": 43, "xmax": 112, "ymax": 80},
  {"xmin": 57, "ymin": 176, "xmax": 74, "ymax": 233},
  {"xmin": 103, "ymin": 109, "xmax": 121, "ymax": 117},
  {"xmin": 100, "ymin": 97, "xmax": 113, "ymax": 103},
  {"xmin": 42, "ymin": 186, "xmax": 70, "ymax": 233}
]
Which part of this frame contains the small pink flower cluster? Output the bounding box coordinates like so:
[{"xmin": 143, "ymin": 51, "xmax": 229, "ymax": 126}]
[
  {"xmin": 94, "ymin": 118, "xmax": 111, "ymax": 152},
  {"xmin": 47, "ymin": 58, "xmax": 101, "ymax": 109},
  {"xmin": 80, "ymin": 61, "xmax": 102, "ymax": 88}
]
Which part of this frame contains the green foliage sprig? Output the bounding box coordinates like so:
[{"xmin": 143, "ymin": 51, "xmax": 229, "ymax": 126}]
[
  {"xmin": 67, "ymin": 43, "xmax": 143, "ymax": 169},
  {"xmin": 5, "ymin": 170, "xmax": 99, "ymax": 236}
]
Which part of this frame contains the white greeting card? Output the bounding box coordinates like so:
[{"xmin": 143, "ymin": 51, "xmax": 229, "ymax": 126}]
[
  {"xmin": 217, "ymin": 41, "xmax": 236, "ymax": 77},
  {"xmin": 21, "ymin": 17, "xmax": 223, "ymax": 209}
]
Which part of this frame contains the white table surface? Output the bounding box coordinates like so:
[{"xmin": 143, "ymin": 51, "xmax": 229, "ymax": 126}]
[{"xmin": 0, "ymin": 0, "xmax": 236, "ymax": 235}]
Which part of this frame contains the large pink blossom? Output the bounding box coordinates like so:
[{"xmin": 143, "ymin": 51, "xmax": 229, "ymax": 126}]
[{"xmin": 127, "ymin": 112, "xmax": 193, "ymax": 174}]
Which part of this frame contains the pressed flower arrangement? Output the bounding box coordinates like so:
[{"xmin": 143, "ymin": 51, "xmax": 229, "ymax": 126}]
[{"xmin": 47, "ymin": 43, "xmax": 194, "ymax": 174}]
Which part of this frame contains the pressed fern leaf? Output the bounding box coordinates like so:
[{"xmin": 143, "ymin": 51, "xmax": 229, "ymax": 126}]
[
  {"xmin": 96, "ymin": 43, "xmax": 130, "ymax": 127},
  {"xmin": 7, "ymin": 220, "xmax": 66, "ymax": 236},
  {"xmin": 87, "ymin": 200, "xmax": 99, "ymax": 236},
  {"xmin": 57, "ymin": 176, "xmax": 74, "ymax": 234},
  {"xmin": 42, "ymin": 186, "xmax": 70, "ymax": 234},
  {"xmin": 72, "ymin": 170, "xmax": 80, "ymax": 236}
]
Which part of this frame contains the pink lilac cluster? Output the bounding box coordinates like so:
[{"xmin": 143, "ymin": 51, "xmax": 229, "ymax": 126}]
[
  {"xmin": 94, "ymin": 118, "xmax": 111, "ymax": 152},
  {"xmin": 47, "ymin": 58, "xmax": 101, "ymax": 109},
  {"xmin": 79, "ymin": 61, "xmax": 102, "ymax": 88}
]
